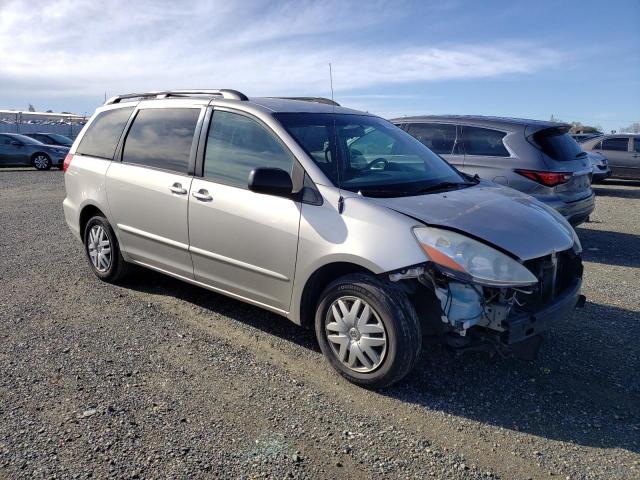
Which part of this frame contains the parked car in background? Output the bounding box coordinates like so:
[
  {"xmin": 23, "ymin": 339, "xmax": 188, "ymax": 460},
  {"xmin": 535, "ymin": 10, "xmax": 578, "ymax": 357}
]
[
  {"xmin": 571, "ymin": 133, "xmax": 601, "ymax": 143},
  {"xmin": 586, "ymin": 151, "xmax": 611, "ymax": 182},
  {"xmin": 24, "ymin": 132, "xmax": 74, "ymax": 147},
  {"xmin": 580, "ymin": 134, "xmax": 640, "ymax": 180},
  {"xmin": 391, "ymin": 116, "xmax": 595, "ymax": 226},
  {"xmin": 0, "ymin": 133, "xmax": 69, "ymax": 170},
  {"xmin": 63, "ymin": 90, "xmax": 585, "ymax": 388}
]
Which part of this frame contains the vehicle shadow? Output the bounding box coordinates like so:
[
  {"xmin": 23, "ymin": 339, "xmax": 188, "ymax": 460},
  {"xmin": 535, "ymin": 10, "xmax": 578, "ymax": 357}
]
[
  {"xmin": 598, "ymin": 179, "xmax": 640, "ymax": 187},
  {"xmin": 593, "ymin": 183, "xmax": 640, "ymax": 199},
  {"xmin": 121, "ymin": 269, "xmax": 320, "ymax": 352},
  {"xmin": 120, "ymin": 270, "xmax": 639, "ymax": 453},
  {"xmin": 576, "ymin": 227, "xmax": 640, "ymax": 268}
]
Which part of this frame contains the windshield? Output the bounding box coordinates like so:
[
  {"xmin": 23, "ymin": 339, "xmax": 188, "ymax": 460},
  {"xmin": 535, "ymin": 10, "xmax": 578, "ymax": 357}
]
[
  {"xmin": 45, "ymin": 134, "xmax": 73, "ymax": 145},
  {"xmin": 12, "ymin": 134, "xmax": 43, "ymax": 145},
  {"xmin": 275, "ymin": 113, "xmax": 466, "ymax": 196}
]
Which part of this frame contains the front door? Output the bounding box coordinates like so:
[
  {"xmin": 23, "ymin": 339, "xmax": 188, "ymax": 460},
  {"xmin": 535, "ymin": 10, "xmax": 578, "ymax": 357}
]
[
  {"xmin": 188, "ymin": 109, "xmax": 301, "ymax": 312},
  {"xmin": 631, "ymin": 138, "xmax": 640, "ymax": 179},
  {"xmin": 599, "ymin": 136, "xmax": 633, "ymax": 178},
  {"xmin": 106, "ymin": 107, "xmax": 202, "ymax": 278}
]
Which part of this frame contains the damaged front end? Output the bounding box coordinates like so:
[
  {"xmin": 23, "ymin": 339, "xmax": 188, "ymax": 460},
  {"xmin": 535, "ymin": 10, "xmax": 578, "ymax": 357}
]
[{"xmin": 389, "ymin": 227, "xmax": 585, "ymax": 360}]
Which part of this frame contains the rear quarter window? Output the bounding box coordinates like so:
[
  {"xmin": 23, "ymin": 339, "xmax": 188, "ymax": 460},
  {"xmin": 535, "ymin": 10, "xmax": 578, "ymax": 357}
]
[{"xmin": 76, "ymin": 107, "xmax": 134, "ymax": 159}]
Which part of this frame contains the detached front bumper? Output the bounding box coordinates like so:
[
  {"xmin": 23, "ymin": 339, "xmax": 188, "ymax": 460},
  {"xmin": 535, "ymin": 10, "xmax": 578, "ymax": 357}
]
[{"xmin": 502, "ymin": 278, "xmax": 582, "ymax": 344}]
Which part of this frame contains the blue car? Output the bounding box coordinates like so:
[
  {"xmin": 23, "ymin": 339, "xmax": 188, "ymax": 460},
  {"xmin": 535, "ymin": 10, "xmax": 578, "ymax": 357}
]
[{"xmin": 0, "ymin": 133, "xmax": 69, "ymax": 170}]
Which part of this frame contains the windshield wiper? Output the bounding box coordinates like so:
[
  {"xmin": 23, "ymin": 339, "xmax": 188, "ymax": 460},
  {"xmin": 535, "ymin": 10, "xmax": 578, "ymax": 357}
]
[
  {"xmin": 358, "ymin": 189, "xmax": 415, "ymax": 198},
  {"xmin": 358, "ymin": 181, "xmax": 474, "ymax": 198},
  {"xmin": 411, "ymin": 181, "xmax": 475, "ymax": 195}
]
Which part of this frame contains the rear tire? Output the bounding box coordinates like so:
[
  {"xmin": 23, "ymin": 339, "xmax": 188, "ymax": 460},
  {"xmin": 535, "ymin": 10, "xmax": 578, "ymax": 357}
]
[
  {"xmin": 314, "ymin": 273, "xmax": 422, "ymax": 389},
  {"xmin": 83, "ymin": 215, "xmax": 130, "ymax": 283},
  {"xmin": 32, "ymin": 153, "xmax": 52, "ymax": 171}
]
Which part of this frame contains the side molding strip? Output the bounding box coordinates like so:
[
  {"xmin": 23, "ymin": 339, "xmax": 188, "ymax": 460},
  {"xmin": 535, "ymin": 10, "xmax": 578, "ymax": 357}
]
[
  {"xmin": 129, "ymin": 259, "xmax": 288, "ymax": 316},
  {"xmin": 117, "ymin": 224, "xmax": 290, "ymax": 281},
  {"xmin": 117, "ymin": 224, "xmax": 189, "ymax": 251},
  {"xmin": 189, "ymin": 245, "xmax": 289, "ymax": 281}
]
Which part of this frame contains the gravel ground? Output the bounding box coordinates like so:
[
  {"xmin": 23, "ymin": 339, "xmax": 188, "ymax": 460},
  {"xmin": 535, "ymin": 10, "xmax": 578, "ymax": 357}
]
[{"xmin": 0, "ymin": 170, "xmax": 638, "ymax": 479}]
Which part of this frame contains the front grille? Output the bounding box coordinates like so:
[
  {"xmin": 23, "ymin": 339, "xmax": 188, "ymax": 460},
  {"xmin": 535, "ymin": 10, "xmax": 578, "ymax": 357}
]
[{"xmin": 518, "ymin": 249, "xmax": 582, "ymax": 312}]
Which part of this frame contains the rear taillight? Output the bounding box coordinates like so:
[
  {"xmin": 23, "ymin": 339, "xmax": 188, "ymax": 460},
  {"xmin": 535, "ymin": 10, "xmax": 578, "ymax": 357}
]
[
  {"xmin": 62, "ymin": 154, "xmax": 73, "ymax": 173},
  {"xmin": 514, "ymin": 169, "xmax": 571, "ymax": 187}
]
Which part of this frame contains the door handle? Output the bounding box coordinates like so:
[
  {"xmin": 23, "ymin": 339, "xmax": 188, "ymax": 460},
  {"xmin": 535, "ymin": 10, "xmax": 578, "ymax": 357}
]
[
  {"xmin": 192, "ymin": 189, "xmax": 212, "ymax": 201},
  {"xmin": 169, "ymin": 182, "xmax": 187, "ymax": 195}
]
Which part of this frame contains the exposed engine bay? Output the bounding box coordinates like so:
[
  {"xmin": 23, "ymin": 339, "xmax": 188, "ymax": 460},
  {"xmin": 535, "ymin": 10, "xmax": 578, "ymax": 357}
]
[{"xmin": 388, "ymin": 248, "xmax": 585, "ymax": 359}]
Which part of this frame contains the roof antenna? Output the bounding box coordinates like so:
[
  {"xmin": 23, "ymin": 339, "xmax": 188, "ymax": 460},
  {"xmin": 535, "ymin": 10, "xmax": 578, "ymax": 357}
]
[
  {"xmin": 329, "ymin": 62, "xmax": 345, "ymax": 214},
  {"xmin": 329, "ymin": 63, "xmax": 335, "ymax": 104}
]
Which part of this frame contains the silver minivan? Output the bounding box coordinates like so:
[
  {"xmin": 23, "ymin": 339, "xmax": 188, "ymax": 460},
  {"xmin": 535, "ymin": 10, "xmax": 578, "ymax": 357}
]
[
  {"xmin": 580, "ymin": 134, "xmax": 640, "ymax": 180},
  {"xmin": 391, "ymin": 116, "xmax": 595, "ymax": 226},
  {"xmin": 63, "ymin": 90, "xmax": 584, "ymax": 388}
]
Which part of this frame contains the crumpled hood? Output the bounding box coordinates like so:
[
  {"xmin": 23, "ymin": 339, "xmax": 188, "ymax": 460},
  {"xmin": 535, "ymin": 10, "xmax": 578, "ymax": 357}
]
[{"xmin": 370, "ymin": 182, "xmax": 576, "ymax": 261}]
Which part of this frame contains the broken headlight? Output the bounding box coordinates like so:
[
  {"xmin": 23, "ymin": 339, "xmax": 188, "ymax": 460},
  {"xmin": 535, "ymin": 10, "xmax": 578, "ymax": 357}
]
[{"xmin": 413, "ymin": 226, "xmax": 538, "ymax": 287}]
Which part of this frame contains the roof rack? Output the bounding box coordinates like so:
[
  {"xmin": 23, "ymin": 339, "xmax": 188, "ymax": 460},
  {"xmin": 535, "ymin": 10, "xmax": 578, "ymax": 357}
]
[
  {"xmin": 269, "ymin": 97, "xmax": 340, "ymax": 107},
  {"xmin": 104, "ymin": 89, "xmax": 249, "ymax": 105}
]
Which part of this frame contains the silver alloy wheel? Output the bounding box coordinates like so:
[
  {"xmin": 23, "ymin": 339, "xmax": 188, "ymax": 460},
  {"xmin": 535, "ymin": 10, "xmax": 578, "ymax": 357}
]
[
  {"xmin": 87, "ymin": 225, "xmax": 112, "ymax": 272},
  {"xmin": 325, "ymin": 296, "xmax": 387, "ymax": 373},
  {"xmin": 33, "ymin": 155, "xmax": 49, "ymax": 170}
]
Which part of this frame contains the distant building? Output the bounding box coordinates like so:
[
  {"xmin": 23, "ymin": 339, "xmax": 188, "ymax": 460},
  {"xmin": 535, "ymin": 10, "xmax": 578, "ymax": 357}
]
[
  {"xmin": 0, "ymin": 109, "xmax": 88, "ymax": 139},
  {"xmin": 0, "ymin": 109, "xmax": 86, "ymax": 124}
]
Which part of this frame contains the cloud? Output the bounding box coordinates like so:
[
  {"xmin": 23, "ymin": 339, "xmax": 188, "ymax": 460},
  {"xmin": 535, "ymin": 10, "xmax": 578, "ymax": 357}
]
[{"xmin": 0, "ymin": 0, "xmax": 562, "ymax": 105}]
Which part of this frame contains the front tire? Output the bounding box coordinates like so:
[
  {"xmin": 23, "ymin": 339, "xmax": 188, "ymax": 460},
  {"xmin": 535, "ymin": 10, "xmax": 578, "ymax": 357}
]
[
  {"xmin": 32, "ymin": 153, "xmax": 52, "ymax": 171},
  {"xmin": 315, "ymin": 273, "xmax": 422, "ymax": 389},
  {"xmin": 83, "ymin": 215, "xmax": 130, "ymax": 283}
]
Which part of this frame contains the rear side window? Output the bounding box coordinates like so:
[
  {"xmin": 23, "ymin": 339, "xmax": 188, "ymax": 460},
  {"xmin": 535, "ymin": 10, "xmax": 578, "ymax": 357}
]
[
  {"xmin": 462, "ymin": 126, "xmax": 509, "ymax": 157},
  {"xmin": 601, "ymin": 137, "xmax": 629, "ymax": 152},
  {"xmin": 533, "ymin": 128, "xmax": 584, "ymax": 161},
  {"xmin": 406, "ymin": 123, "xmax": 457, "ymax": 155},
  {"xmin": 635, "ymin": 139, "xmax": 640, "ymax": 153},
  {"xmin": 76, "ymin": 107, "xmax": 133, "ymax": 159},
  {"xmin": 122, "ymin": 108, "xmax": 200, "ymax": 173},
  {"xmin": 203, "ymin": 111, "xmax": 293, "ymax": 188}
]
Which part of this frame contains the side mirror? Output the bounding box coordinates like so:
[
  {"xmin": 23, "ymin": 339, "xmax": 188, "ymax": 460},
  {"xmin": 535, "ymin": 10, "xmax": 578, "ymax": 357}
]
[{"xmin": 248, "ymin": 168, "xmax": 293, "ymax": 198}]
